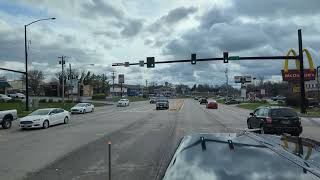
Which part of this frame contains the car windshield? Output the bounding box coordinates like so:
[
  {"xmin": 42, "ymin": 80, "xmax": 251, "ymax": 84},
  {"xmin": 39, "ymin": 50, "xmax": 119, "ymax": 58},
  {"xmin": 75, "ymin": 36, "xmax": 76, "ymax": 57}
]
[
  {"xmin": 1, "ymin": 1, "xmax": 320, "ymax": 180},
  {"xmin": 29, "ymin": 109, "xmax": 51, "ymax": 116},
  {"xmin": 271, "ymin": 109, "xmax": 297, "ymax": 117},
  {"xmin": 75, "ymin": 104, "xmax": 86, "ymax": 107}
]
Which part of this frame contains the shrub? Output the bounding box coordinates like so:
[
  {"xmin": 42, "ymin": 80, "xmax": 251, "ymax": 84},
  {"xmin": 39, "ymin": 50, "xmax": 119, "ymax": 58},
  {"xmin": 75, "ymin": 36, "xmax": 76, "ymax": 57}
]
[
  {"xmin": 92, "ymin": 93, "xmax": 106, "ymax": 100},
  {"xmin": 48, "ymin": 99, "xmax": 54, "ymax": 103},
  {"xmin": 65, "ymin": 100, "xmax": 73, "ymax": 103},
  {"xmin": 39, "ymin": 99, "xmax": 47, "ymax": 103}
]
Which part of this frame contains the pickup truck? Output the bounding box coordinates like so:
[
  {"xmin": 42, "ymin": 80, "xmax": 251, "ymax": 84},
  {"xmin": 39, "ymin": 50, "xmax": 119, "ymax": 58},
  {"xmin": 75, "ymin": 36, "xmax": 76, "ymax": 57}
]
[{"xmin": 0, "ymin": 110, "xmax": 18, "ymax": 129}]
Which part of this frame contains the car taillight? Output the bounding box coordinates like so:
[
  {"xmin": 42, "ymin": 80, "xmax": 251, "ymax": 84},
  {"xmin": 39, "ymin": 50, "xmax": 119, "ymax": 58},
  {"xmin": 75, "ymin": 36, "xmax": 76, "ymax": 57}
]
[{"xmin": 266, "ymin": 117, "xmax": 272, "ymax": 124}]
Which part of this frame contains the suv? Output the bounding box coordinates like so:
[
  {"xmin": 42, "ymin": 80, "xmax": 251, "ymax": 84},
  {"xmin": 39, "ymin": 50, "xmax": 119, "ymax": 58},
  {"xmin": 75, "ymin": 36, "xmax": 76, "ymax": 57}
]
[
  {"xmin": 247, "ymin": 106, "xmax": 302, "ymax": 136},
  {"xmin": 156, "ymin": 99, "xmax": 169, "ymax": 110}
]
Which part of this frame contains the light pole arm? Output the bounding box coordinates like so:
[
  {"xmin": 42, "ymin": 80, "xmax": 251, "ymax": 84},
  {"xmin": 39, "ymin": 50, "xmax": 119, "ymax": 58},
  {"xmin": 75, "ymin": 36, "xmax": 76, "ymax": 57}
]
[{"xmin": 25, "ymin": 18, "xmax": 56, "ymax": 26}]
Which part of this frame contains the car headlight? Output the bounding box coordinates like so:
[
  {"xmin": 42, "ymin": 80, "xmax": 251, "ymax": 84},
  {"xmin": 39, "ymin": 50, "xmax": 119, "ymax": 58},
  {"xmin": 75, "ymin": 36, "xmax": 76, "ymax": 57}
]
[{"xmin": 33, "ymin": 119, "xmax": 41, "ymax": 121}]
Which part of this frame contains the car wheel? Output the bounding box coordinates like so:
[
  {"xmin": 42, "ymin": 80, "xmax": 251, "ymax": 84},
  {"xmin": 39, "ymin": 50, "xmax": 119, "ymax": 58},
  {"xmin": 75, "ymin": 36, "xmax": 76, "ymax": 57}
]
[
  {"xmin": 2, "ymin": 116, "xmax": 12, "ymax": 129},
  {"xmin": 247, "ymin": 120, "xmax": 252, "ymax": 129},
  {"xmin": 43, "ymin": 120, "xmax": 49, "ymax": 129},
  {"xmin": 260, "ymin": 125, "xmax": 265, "ymax": 134},
  {"xmin": 64, "ymin": 117, "xmax": 69, "ymax": 124}
]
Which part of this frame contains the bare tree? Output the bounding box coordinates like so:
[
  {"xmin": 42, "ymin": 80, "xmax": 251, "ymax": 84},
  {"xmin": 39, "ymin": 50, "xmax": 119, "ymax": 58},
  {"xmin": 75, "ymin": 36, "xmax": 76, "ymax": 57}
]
[
  {"xmin": 28, "ymin": 70, "xmax": 44, "ymax": 96},
  {"xmin": 258, "ymin": 75, "xmax": 265, "ymax": 86}
]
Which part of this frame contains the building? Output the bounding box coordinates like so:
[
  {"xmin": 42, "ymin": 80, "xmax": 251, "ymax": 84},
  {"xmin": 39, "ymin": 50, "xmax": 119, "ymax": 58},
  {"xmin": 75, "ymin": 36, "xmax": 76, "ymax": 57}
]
[
  {"xmin": 0, "ymin": 77, "xmax": 12, "ymax": 94},
  {"xmin": 110, "ymin": 85, "xmax": 128, "ymax": 96},
  {"xmin": 109, "ymin": 84, "xmax": 142, "ymax": 96}
]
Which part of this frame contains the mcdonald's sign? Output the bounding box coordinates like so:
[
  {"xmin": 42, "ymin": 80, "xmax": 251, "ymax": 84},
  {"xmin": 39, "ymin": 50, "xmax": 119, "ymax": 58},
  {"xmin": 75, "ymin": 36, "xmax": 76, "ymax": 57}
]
[{"xmin": 281, "ymin": 49, "xmax": 316, "ymax": 81}]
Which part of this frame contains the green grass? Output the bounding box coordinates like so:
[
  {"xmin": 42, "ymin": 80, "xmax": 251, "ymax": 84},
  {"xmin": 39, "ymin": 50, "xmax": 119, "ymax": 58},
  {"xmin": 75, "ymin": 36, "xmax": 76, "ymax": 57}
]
[
  {"xmin": 216, "ymin": 99, "xmax": 224, "ymax": 104},
  {"xmin": 237, "ymin": 102, "xmax": 271, "ymax": 110},
  {"xmin": 0, "ymin": 102, "xmax": 107, "ymax": 118}
]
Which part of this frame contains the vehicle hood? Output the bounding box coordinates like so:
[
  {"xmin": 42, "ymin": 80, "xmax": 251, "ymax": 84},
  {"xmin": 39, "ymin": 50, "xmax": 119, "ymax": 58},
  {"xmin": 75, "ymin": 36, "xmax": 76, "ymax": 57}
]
[
  {"xmin": 163, "ymin": 133, "xmax": 320, "ymax": 180},
  {"xmin": 20, "ymin": 115, "xmax": 47, "ymax": 121}
]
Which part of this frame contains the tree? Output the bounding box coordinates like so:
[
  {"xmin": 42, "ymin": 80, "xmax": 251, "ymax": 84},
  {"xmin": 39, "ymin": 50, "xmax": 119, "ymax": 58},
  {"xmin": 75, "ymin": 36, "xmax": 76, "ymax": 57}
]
[{"xmin": 28, "ymin": 70, "xmax": 44, "ymax": 96}]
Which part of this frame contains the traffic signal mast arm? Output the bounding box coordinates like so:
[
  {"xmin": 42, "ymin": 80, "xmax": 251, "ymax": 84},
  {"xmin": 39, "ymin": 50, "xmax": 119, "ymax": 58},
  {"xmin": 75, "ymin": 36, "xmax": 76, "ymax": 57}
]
[{"xmin": 112, "ymin": 55, "xmax": 298, "ymax": 67}]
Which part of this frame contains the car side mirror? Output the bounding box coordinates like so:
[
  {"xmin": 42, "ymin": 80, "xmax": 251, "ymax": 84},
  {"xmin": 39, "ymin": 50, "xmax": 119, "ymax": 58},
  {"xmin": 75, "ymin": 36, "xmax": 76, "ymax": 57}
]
[{"xmin": 250, "ymin": 112, "xmax": 254, "ymax": 116}]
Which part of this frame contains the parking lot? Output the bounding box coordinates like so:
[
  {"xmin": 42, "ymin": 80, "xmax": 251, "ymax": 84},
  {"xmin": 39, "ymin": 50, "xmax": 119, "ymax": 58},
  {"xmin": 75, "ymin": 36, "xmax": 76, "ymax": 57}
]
[{"xmin": 0, "ymin": 99, "xmax": 319, "ymax": 180}]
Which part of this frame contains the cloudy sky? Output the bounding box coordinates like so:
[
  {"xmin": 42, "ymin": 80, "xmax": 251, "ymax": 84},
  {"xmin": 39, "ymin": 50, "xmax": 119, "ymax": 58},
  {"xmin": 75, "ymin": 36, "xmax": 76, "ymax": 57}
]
[{"xmin": 0, "ymin": 0, "xmax": 319, "ymax": 87}]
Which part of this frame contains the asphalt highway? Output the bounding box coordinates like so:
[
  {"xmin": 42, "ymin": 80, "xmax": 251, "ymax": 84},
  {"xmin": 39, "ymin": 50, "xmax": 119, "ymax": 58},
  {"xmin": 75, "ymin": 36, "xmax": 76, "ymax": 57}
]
[{"xmin": 0, "ymin": 99, "xmax": 319, "ymax": 180}]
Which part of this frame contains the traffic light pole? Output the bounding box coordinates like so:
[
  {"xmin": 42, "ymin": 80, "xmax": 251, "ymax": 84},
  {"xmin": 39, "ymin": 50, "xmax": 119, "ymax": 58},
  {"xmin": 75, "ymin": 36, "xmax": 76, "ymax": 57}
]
[{"xmin": 112, "ymin": 30, "xmax": 307, "ymax": 113}]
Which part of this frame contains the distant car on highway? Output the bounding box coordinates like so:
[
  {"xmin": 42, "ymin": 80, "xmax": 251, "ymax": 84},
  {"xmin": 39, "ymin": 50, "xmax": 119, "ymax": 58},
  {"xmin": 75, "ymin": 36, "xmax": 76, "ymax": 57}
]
[
  {"xmin": 70, "ymin": 103, "xmax": 94, "ymax": 114},
  {"xmin": 156, "ymin": 98, "xmax": 169, "ymax": 110},
  {"xmin": 206, "ymin": 100, "xmax": 218, "ymax": 109},
  {"xmin": 271, "ymin": 95, "xmax": 286, "ymax": 101},
  {"xmin": 149, "ymin": 97, "xmax": 157, "ymax": 104},
  {"xmin": 0, "ymin": 109, "xmax": 18, "ymax": 129},
  {"xmin": 199, "ymin": 98, "xmax": 208, "ymax": 105},
  {"xmin": 8, "ymin": 93, "xmax": 25, "ymax": 100},
  {"xmin": 247, "ymin": 106, "xmax": 302, "ymax": 136},
  {"xmin": 225, "ymin": 99, "xmax": 240, "ymax": 105},
  {"xmin": 20, "ymin": 108, "xmax": 70, "ymax": 129},
  {"xmin": 0, "ymin": 94, "xmax": 12, "ymax": 102},
  {"xmin": 117, "ymin": 99, "xmax": 130, "ymax": 107}
]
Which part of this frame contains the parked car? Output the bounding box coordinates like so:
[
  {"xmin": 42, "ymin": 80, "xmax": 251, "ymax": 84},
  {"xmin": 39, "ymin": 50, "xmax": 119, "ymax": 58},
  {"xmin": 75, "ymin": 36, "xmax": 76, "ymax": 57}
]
[
  {"xmin": 162, "ymin": 133, "xmax": 320, "ymax": 180},
  {"xmin": 8, "ymin": 93, "xmax": 25, "ymax": 100},
  {"xmin": 225, "ymin": 99, "xmax": 240, "ymax": 105},
  {"xmin": 0, "ymin": 94, "xmax": 12, "ymax": 102},
  {"xmin": 117, "ymin": 99, "xmax": 130, "ymax": 107},
  {"xmin": 199, "ymin": 98, "xmax": 208, "ymax": 105},
  {"xmin": 19, "ymin": 108, "xmax": 70, "ymax": 129},
  {"xmin": 0, "ymin": 109, "xmax": 18, "ymax": 129},
  {"xmin": 206, "ymin": 100, "xmax": 218, "ymax": 109},
  {"xmin": 70, "ymin": 103, "xmax": 94, "ymax": 114},
  {"xmin": 247, "ymin": 106, "xmax": 302, "ymax": 136},
  {"xmin": 156, "ymin": 98, "xmax": 169, "ymax": 110}
]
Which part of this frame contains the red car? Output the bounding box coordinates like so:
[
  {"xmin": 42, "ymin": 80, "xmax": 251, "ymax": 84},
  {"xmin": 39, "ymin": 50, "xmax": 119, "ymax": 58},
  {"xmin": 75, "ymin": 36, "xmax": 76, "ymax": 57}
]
[{"xmin": 206, "ymin": 101, "xmax": 218, "ymax": 109}]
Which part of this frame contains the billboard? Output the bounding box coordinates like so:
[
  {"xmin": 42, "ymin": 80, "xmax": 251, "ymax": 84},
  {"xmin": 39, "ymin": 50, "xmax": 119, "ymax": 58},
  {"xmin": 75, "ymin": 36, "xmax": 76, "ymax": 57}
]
[
  {"xmin": 234, "ymin": 76, "xmax": 242, "ymax": 83},
  {"xmin": 282, "ymin": 49, "xmax": 316, "ymax": 82},
  {"xmin": 234, "ymin": 76, "xmax": 251, "ymax": 83},
  {"xmin": 118, "ymin": 74, "xmax": 124, "ymax": 84}
]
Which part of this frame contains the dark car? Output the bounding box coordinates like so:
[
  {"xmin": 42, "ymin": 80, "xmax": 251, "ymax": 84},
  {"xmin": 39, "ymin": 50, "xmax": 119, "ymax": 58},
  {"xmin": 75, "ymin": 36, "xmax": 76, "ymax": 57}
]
[
  {"xmin": 199, "ymin": 98, "xmax": 207, "ymax": 105},
  {"xmin": 163, "ymin": 133, "xmax": 320, "ymax": 180},
  {"xmin": 156, "ymin": 99, "xmax": 169, "ymax": 110},
  {"xmin": 225, "ymin": 99, "xmax": 240, "ymax": 105},
  {"xmin": 247, "ymin": 106, "xmax": 302, "ymax": 136}
]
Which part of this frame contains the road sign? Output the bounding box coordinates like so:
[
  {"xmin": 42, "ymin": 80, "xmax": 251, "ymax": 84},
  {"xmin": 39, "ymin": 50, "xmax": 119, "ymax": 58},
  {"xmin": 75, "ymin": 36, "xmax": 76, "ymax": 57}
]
[
  {"xmin": 139, "ymin": 61, "xmax": 144, "ymax": 67},
  {"xmin": 112, "ymin": 63, "xmax": 124, "ymax": 66},
  {"xmin": 228, "ymin": 56, "xmax": 240, "ymax": 60},
  {"xmin": 118, "ymin": 74, "xmax": 124, "ymax": 83},
  {"xmin": 241, "ymin": 88, "xmax": 246, "ymax": 98},
  {"xmin": 234, "ymin": 76, "xmax": 242, "ymax": 83}
]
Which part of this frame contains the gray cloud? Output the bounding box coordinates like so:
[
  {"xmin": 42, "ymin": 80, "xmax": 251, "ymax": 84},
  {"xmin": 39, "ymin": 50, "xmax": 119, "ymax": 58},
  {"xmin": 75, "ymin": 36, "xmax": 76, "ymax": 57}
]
[
  {"xmin": 232, "ymin": 0, "xmax": 320, "ymax": 18},
  {"xmin": 120, "ymin": 19, "xmax": 143, "ymax": 37},
  {"xmin": 147, "ymin": 6, "xmax": 198, "ymax": 33},
  {"xmin": 81, "ymin": 0, "xmax": 123, "ymax": 19}
]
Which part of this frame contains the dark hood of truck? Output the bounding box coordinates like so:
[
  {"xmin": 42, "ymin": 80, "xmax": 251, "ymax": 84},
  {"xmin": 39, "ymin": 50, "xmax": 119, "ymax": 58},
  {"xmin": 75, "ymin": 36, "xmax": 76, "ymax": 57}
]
[{"xmin": 163, "ymin": 133, "xmax": 320, "ymax": 180}]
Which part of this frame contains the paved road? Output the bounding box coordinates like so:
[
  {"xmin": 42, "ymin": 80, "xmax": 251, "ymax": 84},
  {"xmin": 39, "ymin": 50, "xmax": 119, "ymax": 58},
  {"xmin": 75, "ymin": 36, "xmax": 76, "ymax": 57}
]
[{"xmin": 0, "ymin": 99, "xmax": 319, "ymax": 180}]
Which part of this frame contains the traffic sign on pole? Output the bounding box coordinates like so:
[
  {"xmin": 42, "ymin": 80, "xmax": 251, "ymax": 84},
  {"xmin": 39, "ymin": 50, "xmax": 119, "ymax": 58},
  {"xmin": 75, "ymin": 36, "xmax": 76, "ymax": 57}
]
[{"xmin": 228, "ymin": 56, "xmax": 240, "ymax": 60}]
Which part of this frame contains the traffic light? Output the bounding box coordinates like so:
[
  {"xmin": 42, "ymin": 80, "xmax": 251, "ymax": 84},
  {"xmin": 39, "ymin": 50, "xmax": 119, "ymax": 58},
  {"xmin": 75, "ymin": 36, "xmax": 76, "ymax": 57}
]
[
  {"xmin": 147, "ymin": 57, "xmax": 155, "ymax": 68},
  {"xmin": 139, "ymin": 60, "xmax": 144, "ymax": 67},
  {"xmin": 124, "ymin": 62, "xmax": 130, "ymax": 67},
  {"xmin": 191, "ymin": 53, "xmax": 196, "ymax": 65},
  {"xmin": 223, "ymin": 52, "xmax": 229, "ymax": 63}
]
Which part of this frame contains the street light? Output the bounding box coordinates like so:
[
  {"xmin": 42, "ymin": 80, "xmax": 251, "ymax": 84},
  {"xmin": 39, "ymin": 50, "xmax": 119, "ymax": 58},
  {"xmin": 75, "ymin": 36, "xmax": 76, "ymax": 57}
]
[{"xmin": 25, "ymin": 17, "xmax": 55, "ymax": 111}]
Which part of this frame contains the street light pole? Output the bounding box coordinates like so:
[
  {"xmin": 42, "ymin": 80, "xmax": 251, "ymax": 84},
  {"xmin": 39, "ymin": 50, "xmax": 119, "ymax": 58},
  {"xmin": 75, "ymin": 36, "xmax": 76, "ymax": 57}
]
[
  {"xmin": 24, "ymin": 17, "xmax": 55, "ymax": 111},
  {"xmin": 317, "ymin": 66, "xmax": 320, "ymax": 104},
  {"xmin": 24, "ymin": 25, "xmax": 29, "ymax": 111}
]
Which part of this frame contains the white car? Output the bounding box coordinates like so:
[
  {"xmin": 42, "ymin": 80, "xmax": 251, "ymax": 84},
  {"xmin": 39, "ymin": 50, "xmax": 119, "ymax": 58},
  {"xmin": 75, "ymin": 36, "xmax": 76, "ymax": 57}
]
[
  {"xmin": 19, "ymin": 108, "xmax": 70, "ymax": 129},
  {"xmin": 117, "ymin": 99, "xmax": 130, "ymax": 107},
  {"xmin": 0, "ymin": 94, "xmax": 12, "ymax": 102},
  {"xmin": 70, "ymin": 103, "xmax": 94, "ymax": 114},
  {"xmin": 8, "ymin": 93, "xmax": 25, "ymax": 99}
]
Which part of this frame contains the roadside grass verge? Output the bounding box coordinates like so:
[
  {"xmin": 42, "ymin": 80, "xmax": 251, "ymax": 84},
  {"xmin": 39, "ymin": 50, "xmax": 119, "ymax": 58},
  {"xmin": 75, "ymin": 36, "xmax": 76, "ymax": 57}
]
[
  {"xmin": 237, "ymin": 102, "xmax": 271, "ymax": 110},
  {"xmin": 216, "ymin": 99, "xmax": 224, "ymax": 104}
]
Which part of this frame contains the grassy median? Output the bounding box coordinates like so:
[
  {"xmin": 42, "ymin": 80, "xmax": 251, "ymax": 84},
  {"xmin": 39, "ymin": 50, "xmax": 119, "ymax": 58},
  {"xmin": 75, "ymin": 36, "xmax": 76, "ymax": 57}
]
[{"xmin": 0, "ymin": 102, "xmax": 107, "ymax": 118}]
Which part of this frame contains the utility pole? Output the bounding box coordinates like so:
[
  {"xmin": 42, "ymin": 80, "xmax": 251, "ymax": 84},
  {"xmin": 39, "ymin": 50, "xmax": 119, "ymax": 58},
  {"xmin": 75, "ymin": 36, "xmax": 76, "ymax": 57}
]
[
  {"xmin": 58, "ymin": 56, "xmax": 66, "ymax": 104},
  {"xmin": 225, "ymin": 68, "xmax": 229, "ymax": 99},
  {"xmin": 146, "ymin": 80, "xmax": 148, "ymax": 95},
  {"xmin": 298, "ymin": 29, "xmax": 306, "ymax": 113},
  {"xmin": 69, "ymin": 63, "xmax": 72, "ymax": 101},
  {"xmin": 317, "ymin": 66, "xmax": 320, "ymax": 104}
]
